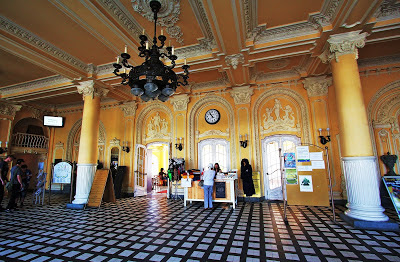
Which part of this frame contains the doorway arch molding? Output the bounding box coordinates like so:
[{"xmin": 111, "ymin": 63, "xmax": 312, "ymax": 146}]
[
  {"xmin": 188, "ymin": 95, "xmax": 236, "ymax": 168},
  {"xmin": 135, "ymin": 102, "xmax": 174, "ymax": 145},
  {"xmin": 252, "ymin": 87, "xmax": 311, "ymax": 171},
  {"xmin": 66, "ymin": 119, "xmax": 106, "ymax": 161}
]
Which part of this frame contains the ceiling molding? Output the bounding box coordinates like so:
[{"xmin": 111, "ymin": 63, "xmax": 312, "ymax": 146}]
[
  {"xmin": 188, "ymin": 0, "xmax": 215, "ymax": 44},
  {"xmin": 0, "ymin": 76, "xmax": 72, "ymax": 96},
  {"xmin": 375, "ymin": 0, "xmax": 400, "ymax": 21},
  {"xmin": 358, "ymin": 54, "xmax": 400, "ymax": 69},
  {"xmin": 0, "ymin": 16, "xmax": 89, "ymax": 73}
]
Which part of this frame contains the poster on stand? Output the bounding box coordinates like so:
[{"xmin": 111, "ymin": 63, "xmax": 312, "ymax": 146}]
[
  {"xmin": 382, "ymin": 176, "xmax": 400, "ymax": 219},
  {"xmin": 285, "ymin": 169, "xmax": 298, "ymax": 184},
  {"xmin": 284, "ymin": 153, "xmax": 296, "ymax": 168},
  {"xmin": 299, "ymin": 175, "xmax": 313, "ymax": 192},
  {"xmin": 296, "ymin": 146, "xmax": 310, "ymax": 162}
]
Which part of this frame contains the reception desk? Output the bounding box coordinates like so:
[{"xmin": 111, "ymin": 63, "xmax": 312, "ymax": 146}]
[{"xmin": 183, "ymin": 178, "xmax": 238, "ymax": 209}]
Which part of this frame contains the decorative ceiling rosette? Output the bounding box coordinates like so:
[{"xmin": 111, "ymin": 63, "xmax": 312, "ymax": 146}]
[{"xmin": 131, "ymin": 0, "xmax": 184, "ymax": 45}]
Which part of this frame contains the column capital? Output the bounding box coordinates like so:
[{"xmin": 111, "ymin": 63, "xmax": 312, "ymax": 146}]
[
  {"xmin": 0, "ymin": 102, "xmax": 21, "ymax": 118},
  {"xmin": 169, "ymin": 94, "xmax": 190, "ymax": 111},
  {"xmin": 230, "ymin": 85, "xmax": 254, "ymax": 104},
  {"xmin": 119, "ymin": 101, "xmax": 137, "ymax": 117},
  {"xmin": 303, "ymin": 76, "xmax": 332, "ymax": 97},
  {"xmin": 319, "ymin": 31, "xmax": 368, "ymax": 63},
  {"xmin": 77, "ymin": 80, "xmax": 109, "ymax": 99}
]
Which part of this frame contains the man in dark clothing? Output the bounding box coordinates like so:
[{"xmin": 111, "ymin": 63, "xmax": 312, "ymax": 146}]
[
  {"xmin": 0, "ymin": 155, "xmax": 14, "ymax": 210},
  {"xmin": 6, "ymin": 158, "xmax": 24, "ymax": 211}
]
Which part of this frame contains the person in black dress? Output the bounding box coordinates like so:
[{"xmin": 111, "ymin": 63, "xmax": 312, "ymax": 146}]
[{"xmin": 241, "ymin": 158, "xmax": 255, "ymax": 201}]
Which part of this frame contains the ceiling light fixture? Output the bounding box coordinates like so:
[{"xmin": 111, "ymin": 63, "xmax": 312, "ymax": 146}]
[{"xmin": 112, "ymin": 0, "xmax": 190, "ymax": 102}]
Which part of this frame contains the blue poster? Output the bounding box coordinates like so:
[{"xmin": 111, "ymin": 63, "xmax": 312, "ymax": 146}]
[
  {"xmin": 383, "ymin": 176, "xmax": 400, "ymax": 220},
  {"xmin": 284, "ymin": 153, "xmax": 296, "ymax": 168}
]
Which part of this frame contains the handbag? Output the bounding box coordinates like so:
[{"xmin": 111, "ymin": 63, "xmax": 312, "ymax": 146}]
[{"xmin": 198, "ymin": 180, "xmax": 204, "ymax": 187}]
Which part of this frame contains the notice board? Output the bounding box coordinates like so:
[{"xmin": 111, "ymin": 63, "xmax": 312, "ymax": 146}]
[
  {"xmin": 87, "ymin": 169, "xmax": 116, "ymax": 208},
  {"xmin": 215, "ymin": 182, "xmax": 226, "ymax": 198},
  {"xmin": 286, "ymin": 145, "xmax": 330, "ymax": 206}
]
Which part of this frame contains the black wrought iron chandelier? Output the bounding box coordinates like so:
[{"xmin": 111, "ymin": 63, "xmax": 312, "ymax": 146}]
[{"xmin": 113, "ymin": 0, "xmax": 189, "ymax": 102}]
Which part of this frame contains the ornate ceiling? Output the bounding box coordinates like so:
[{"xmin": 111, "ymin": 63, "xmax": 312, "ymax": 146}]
[{"xmin": 0, "ymin": 0, "xmax": 399, "ymax": 109}]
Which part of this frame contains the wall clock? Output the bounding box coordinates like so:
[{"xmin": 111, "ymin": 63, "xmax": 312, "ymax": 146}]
[{"xmin": 205, "ymin": 109, "xmax": 220, "ymax": 124}]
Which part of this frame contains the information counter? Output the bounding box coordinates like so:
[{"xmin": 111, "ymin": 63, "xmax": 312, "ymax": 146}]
[{"xmin": 183, "ymin": 178, "xmax": 238, "ymax": 209}]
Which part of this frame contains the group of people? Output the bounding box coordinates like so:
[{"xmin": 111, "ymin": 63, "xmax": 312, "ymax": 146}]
[
  {"xmin": 0, "ymin": 156, "xmax": 32, "ymax": 211},
  {"xmin": 202, "ymin": 159, "xmax": 255, "ymax": 209}
]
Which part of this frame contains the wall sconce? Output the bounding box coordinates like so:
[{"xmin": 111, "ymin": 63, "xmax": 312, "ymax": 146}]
[
  {"xmin": 122, "ymin": 141, "xmax": 130, "ymax": 153},
  {"xmin": 175, "ymin": 137, "xmax": 183, "ymax": 151},
  {"xmin": 0, "ymin": 141, "xmax": 8, "ymax": 154},
  {"xmin": 318, "ymin": 128, "xmax": 331, "ymax": 145},
  {"xmin": 239, "ymin": 134, "xmax": 248, "ymax": 148}
]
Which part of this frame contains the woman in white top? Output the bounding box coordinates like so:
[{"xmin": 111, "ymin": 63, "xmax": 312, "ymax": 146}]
[{"xmin": 203, "ymin": 163, "xmax": 215, "ymax": 209}]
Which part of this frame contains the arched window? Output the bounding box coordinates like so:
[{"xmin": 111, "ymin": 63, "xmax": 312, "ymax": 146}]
[{"xmin": 198, "ymin": 139, "xmax": 230, "ymax": 172}]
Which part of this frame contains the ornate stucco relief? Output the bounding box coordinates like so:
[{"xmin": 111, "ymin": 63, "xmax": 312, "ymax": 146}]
[
  {"xmin": 110, "ymin": 137, "xmax": 121, "ymax": 147},
  {"xmin": 230, "ymin": 86, "xmax": 253, "ymax": 105},
  {"xmin": 132, "ymin": 0, "xmax": 183, "ymax": 44},
  {"xmin": 303, "ymin": 76, "xmax": 332, "ymax": 97},
  {"xmin": 145, "ymin": 112, "xmax": 170, "ymax": 141},
  {"xmin": 253, "ymin": 87, "xmax": 311, "ymax": 171},
  {"xmin": 197, "ymin": 129, "xmax": 230, "ymax": 138},
  {"xmin": 0, "ymin": 102, "xmax": 21, "ymax": 118},
  {"xmin": 191, "ymin": 72, "xmax": 229, "ymax": 91},
  {"xmin": 169, "ymin": 94, "xmax": 189, "ymax": 111},
  {"xmin": 225, "ymin": 54, "xmax": 244, "ymax": 70},
  {"xmin": 0, "ymin": 16, "xmax": 89, "ymax": 73},
  {"xmin": 320, "ymin": 31, "xmax": 368, "ymax": 63},
  {"xmin": 261, "ymin": 99, "xmax": 300, "ymax": 134},
  {"xmin": 119, "ymin": 101, "xmax": 137, "ymax": 117},
  {"xmin": 135, "ymin": 103, "xmax": 174, "ymax": 145},
  {"xmin": 374, "ymin": 0, "xmax": 400, "ymax": 21},
  {"xmin": 0, "ymin": 76, "xmax": 71, "ymax": 96}
]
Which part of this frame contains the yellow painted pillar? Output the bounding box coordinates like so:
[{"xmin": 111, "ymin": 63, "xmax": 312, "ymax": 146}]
[
  {"xmin": 322, "ymin": 31, "xmax": 387, "ymax": 221},
  {"xmin": 72, "ymin": 81, "xmax": 108, "ymax": 204}
]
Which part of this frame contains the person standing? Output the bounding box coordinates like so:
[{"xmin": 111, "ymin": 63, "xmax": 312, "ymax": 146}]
[
  {"xmin": 214, "ymin": 163, "xmax": 221, "ymax": 174},
  {"xmin": 159, "ymin": 168, "xmax": 166, "ymax": 186},
  {"xmin": 6, "ymin": 159, "xmax": 24, "ymax": 211},
  {"xmin": 0, "ymin": 155, "xmax": 14, "ymax": 210},
  {"xmin": 19, "ymin": 164, "xmax": 32, "ymax": 207},
  {"xmin": 241, "ymin": 158, "xmax": 255, "ymax": 201},
  {"xmin": 203, "ymin": 163, "xmax": 215, "ymax": 209}
]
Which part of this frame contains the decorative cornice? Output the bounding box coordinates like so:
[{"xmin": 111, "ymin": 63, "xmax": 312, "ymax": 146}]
[
  {"xmin": 310, "ymin": 0, "xmax": 341, "ymax": 26},
  {"xmin": 252, "ymin": 69, "xmax": 301, "ymax": 83},
  {"xmin": 169, "ymin": 94, "xmax": 190, "ymax": 111},
  {"xmin": 255, "ymin": 21, "xmax": 319, "ymax": 44},
  {"xmin": 98, "ymin": 0, "xmax": 142, "ymax": 39},
  {"xmin": 76, "ymin": 81, "xmax": 109, "ymax": 99},
  {"xmin": 188, "ymin": 0, "xmax": 215, "ymax": 41},
  {"xmin": 321, "ymin": 31, "xmax": 368, "ymax": 63},
  {"xmin": 119, "ymin": 101, "xmax": 137, "ymax": 117},
  {"xmin": 230, "ymin": 86, "xmax": 254, "ymax": 104},
  {"xmin": 110, "ymin": 137, "xmax": 121, "ymax": 146},
  {"xmin": 0, "ymin": 102, "xmax": 21, "ymax": 117},
  {"xmin": 225, "ymin": 54, "xmax": 244, "ymax": 70},
  {"xmin": 191, "ymin": 72, "xmax": 230, "ymax": 90},
  {"xmin": 303, "ymin": 76, "xmax": 332, "ymax": 97},
  {"xmin": 267, "ymin": 59, "xmax": 290, "ymax": 70},
  {"xmin": 97, "ymin": 64, "xmax": 116, "ymax": 76},
  {"xmin": 0, "ymin": 16, "xmax": 89, "ymax": 73},
  {"xmin": 0, "ymin": 76, "xmax": 71, "ymax": 96},
  {"xmin": 358, "ymin": 54, "xmax": 400, "ymax": 69}
]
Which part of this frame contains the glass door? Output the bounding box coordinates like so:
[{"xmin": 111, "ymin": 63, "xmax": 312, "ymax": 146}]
[
  {"xmin": 262, "ymin": 135, "xmax": 300, "ymax": 200},
  {"xmin": 134, "ymin": 144, "xmax": 147, "ymax": 196}
]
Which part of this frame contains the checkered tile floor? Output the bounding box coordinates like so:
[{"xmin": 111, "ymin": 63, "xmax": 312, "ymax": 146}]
[{"xmin": 0, "ymin": 193, "xmax": 399, "ymax": 262}]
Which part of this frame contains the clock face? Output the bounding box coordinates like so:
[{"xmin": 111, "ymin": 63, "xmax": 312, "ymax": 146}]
[{"xmin": 205, "ymin": 109, "xmax": 220, "ymax": 124}]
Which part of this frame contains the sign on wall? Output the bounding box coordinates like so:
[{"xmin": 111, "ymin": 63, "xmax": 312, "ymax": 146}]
[{"xmin": 382, "ymin": 176, "xmax": 400, "ymax": 219}]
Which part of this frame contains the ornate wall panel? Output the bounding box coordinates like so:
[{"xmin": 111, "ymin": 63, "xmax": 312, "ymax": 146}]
[
  {"xmin": 253, "ymin": 87, "xmax": 311, "ymax": 171},
  {"xmin": 188, "ymin": 96, "xmax": 236, "ymax": 169}
]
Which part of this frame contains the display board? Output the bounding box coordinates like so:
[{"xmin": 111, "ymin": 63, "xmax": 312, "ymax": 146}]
[
  {"xmin": 382, "ymin": 176, "xmax": 400, "ymax": 219},
  {"xmin": 53, "ymin": 161, "xmax": 72, "ymax": 184},
  {"xmin": 87, "ymin": 169, "xmax": 116, "ymax": 208},
  {"xmin": 285, "ymin": 145, "xmax": 330, "ymax": 206}
]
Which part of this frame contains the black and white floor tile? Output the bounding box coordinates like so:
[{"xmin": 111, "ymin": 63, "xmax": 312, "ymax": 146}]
[{"xmin": 0, "ymin": 192, "xmax": 399, "ymax": 262}]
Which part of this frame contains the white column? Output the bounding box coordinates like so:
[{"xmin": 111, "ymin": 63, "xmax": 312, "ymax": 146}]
[
  {"xmin": 343, "ymin": 156, "xmax": 388, "ymax": 221},
  {"xmin": 72, "ymin": 164, "xmax": 97, "ymax": 204}
]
